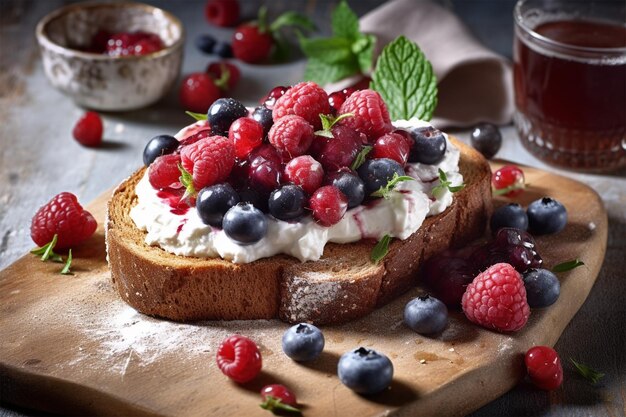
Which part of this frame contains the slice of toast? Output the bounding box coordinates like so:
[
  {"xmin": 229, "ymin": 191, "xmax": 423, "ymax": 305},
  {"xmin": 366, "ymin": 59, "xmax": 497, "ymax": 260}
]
[{"xmin": 105, "ymin": 137, "xmax": 492, "ymax": 325}]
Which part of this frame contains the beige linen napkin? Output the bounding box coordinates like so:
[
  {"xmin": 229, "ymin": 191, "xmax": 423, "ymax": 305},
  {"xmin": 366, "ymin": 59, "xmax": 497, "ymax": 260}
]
[{"xmin": 329, "ymin": 0, "xmax": 514, "ymax": 128}]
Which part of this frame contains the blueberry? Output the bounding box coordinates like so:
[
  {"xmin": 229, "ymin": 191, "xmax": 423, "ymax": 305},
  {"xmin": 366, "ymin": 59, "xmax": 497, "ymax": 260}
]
[
  {"xmin": 195, "ymin": 34, "xmax": 216, "ymax": 54},
  {"xmin": 268, "ymin": 185, "xmax": 306, "ymax": 221},
  {"xmin": 251, "ymin": 105, "xmax": 273, "ymax": 137},
  {"xmin": 328, "ymin": 171, "xmax": 365, "ymax": 209},
  {"xmin": 282, "ymin": 323, "xmax": 325, "ymax": 362},
  {"xmin": 527, "ymin": 197, "xmax": 567, "ymax": 235},
  {"xmin": 196, "ymin": 183, "xmax": 240, "ymax": 227},
  {"xmin": 207, "ymin": 98, "xmax": 248, "ymax": 136},
  {"xmin": 490, "ymin": 203, "xmax": 529, "ymax": 233},
  {"xmin": 337, "ymin": 347, "xmax": 394, "ymax": 395},
  {"xmin": 213, "ymin": 41, "xmax": 233, "ymax": 58},
  {"xmin": 470, "ymin": 123, "xmax": 502, "ymax": 159},
  {"xmin": 222, "ymin": 203, "xmax": 268, "ymax": 245},
  {"xmin": 408, "ymin": 126, "xmax": 447, "ymax": 164},
  {"xmin": 523, "ymin": 268, "xmax": 560, "ymax": 308},
  {"xmin": 143, "ymin": 135, "xmax": 179, "ymax": 166},
  {"xmin": 403, "ymin": 295, "xmax": 448, "ymax": 334},
  {"xmin": 357, "ymin": 158, "xmax": 405, "ymax": 196}
]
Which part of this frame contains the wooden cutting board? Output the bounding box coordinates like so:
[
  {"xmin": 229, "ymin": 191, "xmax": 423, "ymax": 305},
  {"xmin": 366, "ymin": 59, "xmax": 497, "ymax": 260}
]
[{"xmin": 0, "ymin": 163, "xmax": 607, "ymax": 417}]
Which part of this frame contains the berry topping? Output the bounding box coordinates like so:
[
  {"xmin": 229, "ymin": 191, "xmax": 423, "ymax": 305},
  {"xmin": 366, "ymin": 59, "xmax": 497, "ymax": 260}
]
[
  {"xmin": 273, "ymin": 82, "xmax": 330, "ymax": 129},
  {"xmin": 196, "ymin": 183, "xmax": 240, "ymax": 227},
  {"xmin": 357, "ymin": 158, "xmax": 406, "ymax": 196},
  {"xmin": 260, "ymin": 384, "xmax": 300, "ymax": 414},
  {"xmin": 207, "ymin": 98, "xmax": 248, "ymax": 136},
  {"xmin": 522, "ymin": 268, "xmax": 560, "ymax": 308},
  {"xmin": 206, "ymin": 61, "xmax": 240, "ymax": 91},
  {"xmin": 492, "ymin": 165, "xmax": 525, "ymax": 197},
  {"xmin": 338, "ymin": 89, "xmax": 392, "ymax": 141},
  {"xmin": 216, "ymin": 334, "xmax": 262, "ymax": 383},
  {"xmin": 403, "ymin": 295, "xmax": 448, "ymax": 335},
  {"xmin": 249, "ymin": 144, "xmax": 283, "ymax": 169},
  {"xmin": 470, "ymin": 123, "xmax": 502, "ymax": 159},
  {"xmin": 461, "ymin": 263, "xmax": 530, "ymax": 332},
  {"xmin": 309, "ymin": 186, "xmax": 348, "ymax": 227},
  {"xmin": 327, "ymin": 171, "xmax": 365, "ymax": 209},
  {"xmin": 262, "ymin": 85, "xmax": 289, "ymax": 109},
  {"xmin": 238, "ymin": 186, "xmax": 269, "ymax": 213},
  {"xmin": 100, "ymin": 31, "xmax": 164, "ymax": 56},
  {"xmin": 31, "ymin": 192, "xmax": 97, "ymax": 249},
  {"xmin": 228, "ymin": 117, "xmax": 263, "ymax": 159},
  {"xmin": 213, "ymin": 41, "xmax": 233, "ymax": 58},
  {"xmin": 232, "ymin": 24, "xmax": 273, "ymax": 63},
  {"xmin": 422, "ymin": 254, "xmax": 475, "ymax": 307},
  {"xmin": 179, "ymin": 73, "xmax": 221, "ymax": 113},
  {"xmin": 223, "ymin": 203, "xmax": 268, "ymax": 244},
  {"xmin": 268, "ymin": 115, "xmax": 314, "ymax": 159},
  {"xmin": 328, "ymin": 88, "xmax": 355, "ymax": 114},
  {"xmin": 72, "ymin": 111, "xmax": 103, "ymax": 147},
  {"xmin": 407, "ymin": 126, "xmax": 447, "ymax": 165},
  {"xmin": 490, "ymin": 203, "xmax": 529, "ymax": 233},
  {"xmin": 337, "ymin": 347, "xmax": 394, "ymax": 395},
  {"xmin": 148, "ymin": 154, "xmax": 182, "ymax": 190},
  {"xmin": 205, "ymin": 0, "xmax": 240, "ymax": 27},
  {"xmin": 251, "ymin": 105, "xmax": 274, "ymax": 136},
  {"xmin": 525, "ymin": 346, "xmax": 563, "ymax": 390},
  {"xmin": 143, "ymin": 134, "xmax": 179, "ymax": 166},
  {"xmin": 284, "ymin": 155, "xmax": 324, "ymax": 195},
  {"xmin": 268, "ymin": 185, "xmax": 307, "ymax": 221},
  {"xmin": 180, "ymin": 136, "xmax": 235, "ymax": 192},
  {"xmin": 249, "ymin": 159, "xmax": 282, "ymax": 194},
  {"xmin": 371, "ymin": 132, "xmax": 410, "ymax": 166},
  {"xmin": 178, "ymin": 129, "xmax": 212, "ymax": 148},
  {"xmin": 282, "ymin": 323, "xmax": 325, "ymax": 362},
  {"xmin": 195, "ymin": 34, "xmax": 216, "ymax": 54},
  {"xmin": 310, "ymin": 124, "xmax": 362, "ymax": 171},
  {"xmin": 527, "ymin": 197, "xmax": 567, "ymax": 235}
]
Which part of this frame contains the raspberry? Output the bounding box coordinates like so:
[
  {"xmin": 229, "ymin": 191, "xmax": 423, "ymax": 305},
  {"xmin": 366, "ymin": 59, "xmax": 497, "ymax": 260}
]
[
  {"xmin": 268, "ymin": 115, "xmax": 314, "ymax": 160},
  {"xmin": 272, "ymin": 82, "xmax": 330, "ymax": 129},
  {"xmin": 31, "ymin": 192, "xmax": 97, "ymax": 249},
  {"xmin": 179, "ymin": 73, "xmax": 221, "ymax": 113},
  {"xmin": 525, "ymin": 346, "xmax": 563, "ymax": 390},
  {"xmin": 284, "ymin": 155, "xmax": 324, "ymax": 195},
  {"xmin": 461, "ymin": 263, "xmax": 530, "ymax": 332},
  {"xmin": 372, "ymin": 132, "xmax": 410, "ymax": 166},
  {"xmin": 72, "ymin": 111, "xmax": 103, "ymax": 147},
  {"xmin": 309, "ymin": 125, "xmax": 361, "ymax": 171},
  {"xmin": 229, "ymin": 117, "xmax": 263, "ymax": 159},
  {"xmin": 206, "ymin": 61, "xmax": 240, "ymax": 91},
  {"xmin": 339, "ymin": 89, "xmax": 392, "ymax": 141},
  {"xmin": 492, "ymin": 165, "xmax": 525, "ymax": 197},
  {"xmin": 149, "ymin": 154, "xmax": 182, "ymax": 190},
  {"xmin": 232, "ymin": 24, "xmax": 273, "ymax": 63},
  {"xmin": 309, "ymin": 185, "xmax": 348, "ymax": 227},
  {"xmin": 216, "ymin": 335, "xmax": 262, "ymax": 383},
  {"xmin": 180, "ymin": 136, "xmax": 235, "ymax": 191},
  {"xmin": 205, "ymin": 0, "xmax": 239, "ymax": 27}
]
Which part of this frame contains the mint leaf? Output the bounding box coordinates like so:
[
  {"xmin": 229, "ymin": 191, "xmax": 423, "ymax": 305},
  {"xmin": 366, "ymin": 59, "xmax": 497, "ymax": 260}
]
[
  {"xmin": 570, "ymin": 358, "xmax": 605, "ymax": 385},
  {"xmin": 304, "ymin": 57, "xmax": 359, "ymax": 85},
  {"xmin": 350, "ymin": 146, "xmax": 373, "ymax": 171},
  {"xmin": 31, "ymin": 234, "xmax": 63, "ymax": 263},
  {"xmin": 432, "ymin": 168, "xmax": 465, "ymax": 198},
  {"xmin": 186, "ymin": 111, "xmax": 207, "ymax": 121},
  {"xmin": 354, "ymin": 33, "xmax": 375, "ymax": 73},
  {"xmin": 178, "ymin": 163, "xmax": 197, "ymax": 199},
  {"xmin": 299, "ymin": 37, "xmax": 353, "ymax": 64},
  {"xmin": 270, "ymin": 11, "xmax": 316, "ymax": 33},
  {"xmin": 315, "ymin": 112, "xmax": 354, "ymax": 137},
  {"xmin": 492, "ymin": 183, "xmax": 526, "ymax": 196},
  {"xmin": 552, "ymin": 259, "xmax": 585, "ymax": 273},
  {"xmin": 370, "ymin": 36, "xmax": 438, "ymax": 121},
  {"xmin": 371, "ymin": 173, "xmax": 414, "ymax": 199},
  {"xmin": 60, "ymin": 249, "xmax": 73, "ymax": 275},
  {"xmin": 332, "ymin": 1, "xmax": 359, "ymax": 40},
  {"xmin": 371, "ymin": 234, "xmax": 392, "ymax": 264}
]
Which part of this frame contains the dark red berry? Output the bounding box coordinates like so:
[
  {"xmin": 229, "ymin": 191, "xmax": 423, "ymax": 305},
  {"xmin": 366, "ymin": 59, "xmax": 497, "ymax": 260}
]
[
  {"xmin": 422, "ymin": 253, "xmax": 476, "ymax": 308},
  {"xmin": 205, "ymin": 0, "xmax": 240, "ymax": 27},
  {"xmin": 229, "ymin": 117, "xmax": 264, "ymax": 159},
  {"xmin": 179, "ymin": 73, "xmax": 221, "ymax": 113},
  {"xmin": 232, "ymin": 24, "xmax": 273, "ymax": 63},
  {"xmin": 372, "ymin": 132, "xmax": 410, "ymax": 166},
  {"xmin": 309, "ymin": 125, "xmax": 361, "ymax": 171},
  {"xmin": 525, "ymin": 346, "xmax": 563, "ymax": 390},
  {"xmin": 492, "ymin": 165, "xmax": 525, "ymax": 197},
  {"xmin": 104, "ymin": 31, "xmax": 164, "ymax": 56},
  {"xmin": 206, "ymin": 61, "xmax": 241, "ymax": 91},
  {"xmin": 73, "ymin": 111, "xmax": 103, "ymax": 147},
  {"xmin": 216, "ymin": 335, "xmax": 262, "ymax": 383},
  {"xmin": 260, "ymin": 384, "xmax": 300, "ymax": 413},
  {"xmin": 328, "ymin": 91, "xmax": 347, "ymax": 114},
  {"xmin": 248, "ymin": 144, "xmax": 283, "ymax": 169},
  {"xmin": 309, "ymin": 185, "xmax": 348, "ymax": 227},
  {"xmin": 262, "ymin": 86, "xmax": 289, "ymax": 109},
  {"xmin": 284, "ymin": 155, "xmax": 324, "ymax": 195},
  {"xmin": 178, "ymin": 128, "xmax": 212, "ymax": 148},
  {"xmin": 249, "ymin": 161, "xmax": 281, "ymax": 194}
]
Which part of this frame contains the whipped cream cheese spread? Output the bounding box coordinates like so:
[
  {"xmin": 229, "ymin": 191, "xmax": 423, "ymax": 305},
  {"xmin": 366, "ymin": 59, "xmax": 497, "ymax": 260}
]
[{"xmin": 130, "ymin": 118, "xmax": 463, "ymax": 263}]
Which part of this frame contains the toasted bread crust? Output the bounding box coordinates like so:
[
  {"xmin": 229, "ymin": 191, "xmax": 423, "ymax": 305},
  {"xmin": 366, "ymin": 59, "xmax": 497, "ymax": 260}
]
[{"xmin": 106, "ymin": 138, "xmax": 492, "ymax": 324}]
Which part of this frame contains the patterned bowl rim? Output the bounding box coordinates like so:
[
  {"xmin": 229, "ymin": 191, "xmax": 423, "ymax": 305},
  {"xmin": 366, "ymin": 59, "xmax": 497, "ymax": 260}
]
[{"xmin": 35, "ymin": 0, "xmax": 185, "ymax": 61}]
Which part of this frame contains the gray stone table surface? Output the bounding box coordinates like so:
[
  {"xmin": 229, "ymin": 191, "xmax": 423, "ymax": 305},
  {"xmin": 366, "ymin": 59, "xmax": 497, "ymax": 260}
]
[{"xmin": 0, "ymin": 1, "xmax": 624, "ymax": 416}]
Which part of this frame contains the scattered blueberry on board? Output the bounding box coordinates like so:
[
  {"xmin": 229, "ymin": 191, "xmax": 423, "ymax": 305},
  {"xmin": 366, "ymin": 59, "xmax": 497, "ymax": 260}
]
[
  {"xmin": 407, "ymin": 126, "xmax": 447, "ymax": 164},
  {"xmin": 195, "ymin": 34, "xmax": 217, "ymax": 54},
  {"xmin": 523, "ymin": 268, "xmax": 560, "ymax": 308},
  {"xmin": 222, "ymin": 203, "xmax": 268, "ymax": 244},
  {"xmin": 196, "ymin": 183, "xmax": 240, "ymax": 227},
  {"xmin": 143, "ymin": 135, "xmax": 179, "ymax": 166},
  {"xmin": 527, "ymin": 197, "xmax": 568, "ymax": 235},
  {"xmin": 282, "ymin": 323, "xmax": 325, "ymax": 362},
  {"xmin": 490, "ymin": 203, "xmax": 529, "ymax": 233},
  {"xmin": 213, "ymin": 41, "xmax": 233, "ymax": 58},
  {"xmin": 470, "ymin": 123, "xmax": 502, "ymax": 159},
  {"xmin": 337, "ymin": 347, "xmax": 394, "ymax": 395},
  {"xmin": 404, "ymin": 295, "xmax": 449, "ymax": 335}
]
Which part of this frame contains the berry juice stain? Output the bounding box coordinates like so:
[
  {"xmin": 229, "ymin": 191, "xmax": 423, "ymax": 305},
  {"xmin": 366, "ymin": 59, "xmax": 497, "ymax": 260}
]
[{"xmin": 156, "ymin": 189, "xmax": 190, "ymax": 215}]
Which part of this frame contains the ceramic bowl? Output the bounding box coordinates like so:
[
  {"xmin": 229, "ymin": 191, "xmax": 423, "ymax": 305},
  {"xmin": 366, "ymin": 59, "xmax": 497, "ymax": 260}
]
[{"xmin": 36, "ymin": 1, "xmax": 184, "ymax": 111}]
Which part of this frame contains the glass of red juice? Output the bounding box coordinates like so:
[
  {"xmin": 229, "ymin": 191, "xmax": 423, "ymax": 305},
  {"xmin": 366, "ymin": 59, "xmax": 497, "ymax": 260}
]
[{"xmin": 514, "ymin": 0, "xmax": 626, "ymax": 171}]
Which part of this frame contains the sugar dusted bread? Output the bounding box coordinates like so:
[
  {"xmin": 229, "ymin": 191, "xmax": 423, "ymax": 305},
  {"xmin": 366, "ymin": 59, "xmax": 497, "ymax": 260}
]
[{"xmin": 106, "ymin": 137, "xmax": 492, "ymax": 325}]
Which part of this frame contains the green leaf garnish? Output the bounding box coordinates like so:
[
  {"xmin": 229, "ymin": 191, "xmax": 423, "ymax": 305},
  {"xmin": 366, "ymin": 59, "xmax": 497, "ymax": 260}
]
[
  {"xmin": 259, "ymin": 396, "xmax": 302, "ymax": 415},
  {"xmin": 552, "ymin": 259, "xmax": 585, "ymax": 273},
  {"xmin": 332, "ymin": 0, "xmax": 359, "ymax": 40},
  {"xmin": 370, "ymin": 35, "xmax": 438, "ymax": 121},
  {"xmin": 178, "ymin": 163, "xmax": 197, "ymax": 200},
  {"xmin": 431, "ymin": 168, "xmax": 465, "ymax": 199},
  {"xmin": 492, "ymin": 182, "xmax": 526, "ymax": 196},
  {"xmin": 60, "ymin": 249, "xmax": 73, "ymax": 275},
  {"xmin": 371, "ymin": 173, "xmax": 414, "ymax": 199},
  {"xmin": 185, "ymin": 111, "xmax": 207, "ymax": 122},
  {"xmin": 30, "ymin": 234, "xmax": 63, "ymax": 263},
  {"xmin": 304, "ymin": 57, "xmax": 359, "ymax": 86},
  {"xmin": 350, "ymin": 146, "xmax": 373, "ymax": 171},
  {"xmin": 570, "ymin": 358, "xmax": 605, "ymax": 385},
  {"xmin": 371, "ymin": 234, "xmax": 392, "ymax": 264},
  {"xmin": 270, "ymin": 11, "xmax": 316, "ymax": 33},
  {"xmin": 314, "ymin": 112, "xmax": 354, "ymax": 138}
]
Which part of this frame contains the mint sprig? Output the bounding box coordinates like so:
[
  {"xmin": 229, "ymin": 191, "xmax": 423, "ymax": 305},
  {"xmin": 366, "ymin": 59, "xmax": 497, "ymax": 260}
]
[
  {"xmin": 301, "ymin": 1, "xmax": 375, "ymax": 84},
  {"xmin": 371, "ymin": 173, "xmax": 414, "ymax": 199},
  {"xmin": 254, "ymin": 6, "xmax": 316, "ymax": 62},
  {"xmin": 185, "ymin": 111, "xmax": 207, "ymax": 122},
  {"xmin": 178, "ymin": 163, "xmax": 197, "ymax": 200},
  {"xmin": 370, "ymin": 36, "xmax": 438, "ymax": 121},
  {"xmin": 371, "ymin": 234, "xmax": 392, "ymax": 264},
  {"xmin": 432, "ymin": 169, "xmax": 465, "ymax": 199},
  {"xmin": 259, "ymin": 396, "xmax": 301, "ymax": 415},
  {"xmin": 314, "ymin": 112, "xmax": 354, "ymax": 138},
  {"xmin": 570, "ymin": 358, "xmax": 605, "ymax": 385},
  {"xmin": 60, "ymin": 249, "xmax": 73, "ymax": 275},
  {"xmin": 350, "ymin": 146, "xmax": 372, "ymax": 171},
  {"xmin": 31, "ymin": 234, "xmax": 63, "ymax": 263},
  {"xmin": 552, "ymin": 259, "xmax": 585, "ymax": 273}
]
